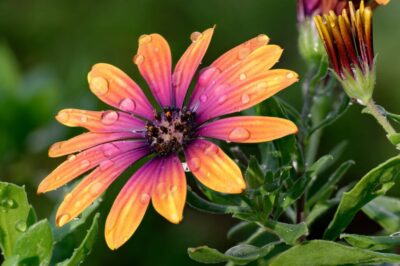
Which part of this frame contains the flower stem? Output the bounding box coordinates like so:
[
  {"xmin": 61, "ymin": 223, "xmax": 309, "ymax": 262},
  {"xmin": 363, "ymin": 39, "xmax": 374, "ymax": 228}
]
[{"xmin": 365, "ymin": 99, "xmax": 396, "ymax": 136}]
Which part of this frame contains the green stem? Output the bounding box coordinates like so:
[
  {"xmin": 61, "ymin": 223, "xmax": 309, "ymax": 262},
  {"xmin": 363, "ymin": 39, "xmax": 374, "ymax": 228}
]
[{"xmin": 365, "ymin": 99, "xmax": 396, "ymax": 135}]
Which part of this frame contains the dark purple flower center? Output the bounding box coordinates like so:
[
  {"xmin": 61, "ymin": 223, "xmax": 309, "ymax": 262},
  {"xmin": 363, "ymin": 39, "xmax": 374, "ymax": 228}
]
[{"xmin": 146, "ymin": 107, "xmax": 196, "ymax": 156}]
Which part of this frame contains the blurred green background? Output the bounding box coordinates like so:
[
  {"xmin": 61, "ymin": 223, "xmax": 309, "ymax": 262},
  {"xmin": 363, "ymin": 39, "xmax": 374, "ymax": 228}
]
[{"xmin": 1, "ymin": 0, "xmax": 400, "ymax": 265}]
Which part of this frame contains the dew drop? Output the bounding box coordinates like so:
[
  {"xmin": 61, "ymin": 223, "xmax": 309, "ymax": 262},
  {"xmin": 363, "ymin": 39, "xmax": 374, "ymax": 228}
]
[
  {"xmin": 237, "ymin": 47, "xmax": 251, "ymax": 60},
  {"xmin": 139, "ymin": 34, "xmax": 152, "ymax": 44},
  {"xmin": 228, "ymin": 127, "xmax": 251, "ymax": 141},
  {"xmin": 80, "ymin": 115, "xmax": 88, "ymax": 123},
  {"xmin": 172, "ymin": 71, "xmax": 182, "ymax": 87},
  {"xmin": 80, "ymin": 159, "xmax": 90, "ymax": 169},
  {"xmin": 170, "ymin": 185, "xmax": 178, "ymax": 193},
  {"xmin": 190, "ymin": 31, "xmax": 202, "ymax": 42},
  {"xmin": 74, "ymin": 201, "xmax": 82, "ymax": 207},
  {"xmin": 133, "ymin": 54, "xmax": 144, "ymax": 65},
  {"xmin": 101, "ymin": 111, "xmax": 119, "ymax": 125},
  {"xmin": 15, "ymin": 220, "xmax": 27, "ymax": 232},
  {"xmin": 241, "ymin": 94, "xmax": 250, "ymax": 104},
  {"xmin": 204, "ymin": 144, "xmax": 219, "ymax": 155},
  {"xmin": 218, "ymin": 95, "xmax": 227, "ymax": 104},
  {"xmin": 189, "ymin": 158, "xmax": 201, "ymax": 172},
  {"xmin": 57, "ymin": 213, "xmax": 71, "ymax": 226},
  {"xmin": 198, "ymin": 67, "xmax": 219, "ymax": 86},
  {"xmin": 239, "ymin": 73, "xmax": 247, "ymax": 81},
  {"xmin": 1, "ymin": 199, "xmax": 16, "ymax": 209},
  {"xmin": 199, "ymin": 95, "xmax": 208, "ymax": 103},
  {"xmin": 140, "ymin": 193, "xmax": 151, "ymax": 204},
  {"xmin": 56, "ymin": 110, "xmax": 70, "ymax": 123},
  {"xmin": 286, "ymin": 72, "xmax": 295, "ymax": 79},
  {"xmin": 256, "ymin": 82, "xmax": 268, "ymax": 90},
  {"xmin": 214, "ymin": 84, "xmax": 229, "ymax": 94},
  {"xmin": 90, "ymin": 182, "xmax": 103, "ymax": 195},
  {"xmin": 102, "ymin": 143, "xmax": 120, "ymax": 158},
  {"xmin": 99, "ymin": 159, "xmax": 114, "ymax": 171},
  {"xmin": 89, "ymin": 76, "xmax": 109, "ymax": 96},
  {"xmin": 119, "ymin": 98, "xmax": 136, "ymax": 112}
]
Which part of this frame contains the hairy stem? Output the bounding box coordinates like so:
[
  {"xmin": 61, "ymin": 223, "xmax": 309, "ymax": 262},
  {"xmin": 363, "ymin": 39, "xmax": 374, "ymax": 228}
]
[{"xmin": 365, "ymin": 99, "xmax": 396, "ymax": 136}]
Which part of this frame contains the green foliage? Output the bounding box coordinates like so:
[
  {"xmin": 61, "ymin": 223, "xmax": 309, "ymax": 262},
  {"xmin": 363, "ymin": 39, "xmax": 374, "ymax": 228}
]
[
  {"xmin": 324, "ymin": 155, "xmax": 400, "ymax": 240},
  {"xmin": 0, "ymin": 182, "xmax": 99, "ymax": 266},
  {"xmin": 269, "ymin": 240, "xmax": 400, "ymax": 266},
  {"xmin": 341, "ymin": 233, "xmax": 400, "ymax": 251},
  {"xmin": 362, "ymin": 196, "xmax": 400, "ymax": 232},
  {"xmin": 188, "ymin": 243, "xmax": 277, "ymax": 265}
]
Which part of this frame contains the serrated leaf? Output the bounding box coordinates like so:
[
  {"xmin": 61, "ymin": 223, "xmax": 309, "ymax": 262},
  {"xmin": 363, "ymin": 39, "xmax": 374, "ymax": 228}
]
[
  {"xmin": 262, "ymin": 220, "xmax": 308, "ymax": 245},
  {"xmin": 4, "ymin": 220, "xmax": 53, "ymax": 266},
  {"xmin": 245, "ymin": 156, "xmax": 264, "ymax": 189},
  {"xmin": 269, "ymin": 240, "xmax": 400, "ymax": 266},
  {"xmin": 188, "ymin": 242, "xmax": 277, "ymax": 265},
  {"xmin": 56, "ymin": 213, "xmax": 99, "ymax": 266},
  {"xmin": 362, "ymin": 196, "xmax": 400, "ymax": 233},
  {"xmin": 341, "ymin": 233, "xmax": 400, "ymax": 251},
  {"xmin": 324, "ymin": 155, "xmax": 400, "ymax": 240},
  {"xmin": 0, "ymin": 182, "xmax": 37, "ymax": 259}
]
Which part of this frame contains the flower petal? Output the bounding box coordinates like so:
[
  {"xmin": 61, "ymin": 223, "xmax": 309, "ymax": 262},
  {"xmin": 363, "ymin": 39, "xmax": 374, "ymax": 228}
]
[
  {"xmin": 105, "ymin": 158, "xmax": 159, "ymax": 250},
  {"xmin": 87, "ymin": 63, "xmax": 154, "ymax": 119},
  {"xmin": 184, "ymin": 140, "xmax": 245, "ymax": 194},
  {"xmin": 38, "ymin": 141, "xmax": 148, "ymax": 193},
  {"xmin": 189, "ymin": 34, "xmax": 270, "ymax": 107},
  {"xmin": 173, "ymin": 28, "xmax": 214, "ymax": 107},
  {"xmin": 195, "ymin": 69, "xmax": 299, "ymax": 123},
  {"xmin": 55, "ymin": 108, "xmax": 145, "ymax": 133},
  {"xmin": 48, "ymin": 132, "xmax": 137, "ymax": 158},
  {"xmin": 134, "ymin": 34, "xmax": 172, "ymax": 107},
  {"xmin": 197, "ymin": 116, "xmax": 298, "ymax": 143},
  {"xmin": 55, "ymin": 149, "xmax": 148, "ymax": 226},
  {"xmin": 152, "ymin": 155, "xmax": 186, "ymax": 224}
]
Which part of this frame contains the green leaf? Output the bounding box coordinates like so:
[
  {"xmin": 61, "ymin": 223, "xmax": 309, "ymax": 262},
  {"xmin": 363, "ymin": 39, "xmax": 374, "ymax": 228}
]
[
  {"xmin": 245, "ymin": 156, "xmax": 264, "ymax": 189},
  {"xmin": 188, "ymin": 242, "xmax": 277, "ymax": 265},
  {"xmin": 0, "ymin": 182, "xmax": 36, "ymax": 259},
  {"xmin": 56, "ymin": 213, "xmax": 99, "ymax": 266},
  {"xmin": 341, "ymin": 233, "xmax": 400, "ymax": 251},
  {"xmin": 227, "ymin": 222, "xmax": 258, "ymax": 240},
  {"xmin": 4, "ymin": 220, "xmax": 53, "ymax": 266},
  {"xmin": 186, "ymin": 187, "xmax": 249, "ymax": 215},
  {"xmin": 388, "ymin": 133, "xmax": 400, "ymax": 149},
  {"xmin": 0, "ymin": 43, "xmax": 20, "ymax": 94},
  {"xmin": 269, "ymin": 240, "xmax": 400, "ymax": 266},
  {"xmin": 262, "ymin": 220, "xmax": 308, "ymax": 245},
  {"xmin": 362, "ymin": 196, "xmax": 400, "ymax": 232},
  {"xmin": 307, "ymin": 160, "xmax": 354, "ymax": 208},
  {"xmin": 324, "ymin": 155, "xmax": 400, "ymax": 240}
]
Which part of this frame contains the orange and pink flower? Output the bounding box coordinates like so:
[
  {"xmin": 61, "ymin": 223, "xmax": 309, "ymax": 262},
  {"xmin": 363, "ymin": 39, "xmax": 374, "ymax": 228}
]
[{"xmin": 38, "ymin": 27, "xmax": 298, "ymax": 249}]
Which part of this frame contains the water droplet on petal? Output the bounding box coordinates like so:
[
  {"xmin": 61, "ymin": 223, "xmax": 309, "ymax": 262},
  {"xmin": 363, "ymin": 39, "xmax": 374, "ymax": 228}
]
[
  {"xmin": 90, "ymin": 182, "xmax": 103, "ymax": 195},
  {"xmin": 286, "ymin": 72, "xmax": 295, "ymax": 79},
  {"xmin": 189, "ymin": 158, "xmax": 201, "ymax": 172},
  {"xmin": 89, "ymin": 76, "xmax": 109, "ymax": 96},
  {"xmin": 256, "ymin": 82, "xmax": 268, "ymax": 90},
  {"xmin": 199, "ymin": 95, "xmax": 208, "ymax": 103},
  {"xmin": 101, "ymin": 111, "xmax": 119, "ymax": 125},
  {"xmin": 198, "ymin": 67, "xmax": 219, "ymax": 86},
  {"xmin": 241, "ymin": 94, "xmax": 250, "ymax": 104},
  {"xmin": 56, "ymin": 110, "xmax": 70, "ymax": 123},
  {"xmin": 99, "ymin": 159, "xmax": 114, "ymax": 171},
  {"xmin": 204, "ymin": 144, "xmax": 219, "ymax": 156},
  {"xmin": 139, "ymin": 34, "xmax": 152, "ymax": 44},
  {"xmin": 15, "ymin": 220, "xmax": 27, "ymax": 232},
  {"xmin": 218, "ymin": 95, "xmax": 227, "ymax": 104},
  {"xmin": 170, "ymin": 185, "xmax": 178, "ymax": 193},
  {"xmin": 214, "ymin": 84, "xmax": 229, "ymax": 94},
  {"xmin": 133, "ymin": 54, "xmax": 144, "ymax": 65},
  {"xmin": 239, "ymin": 73, "xmax": 247, "ymax": 81},
  {"xmin": 80, "ymin": 115, "xmax": 88, "ymax": 123},
  {"xmin": 237, "ymin": 47, "xmax": 251, "ymax": 60},
  {"xmin": 74, "ymin": 201, "xmax": 82, "ymax": 207},
  {"xmin": 228, "ymin": 127, "xmax": 251, "ymax": 142},
  {"xmin": 190, "ymin": 31, "xmax": 202, "ymax": 42},
  {"xmin": 102, "ymin": 143, "xmax": 120, "ymax": 158},
  {"xmin": 57, "ymin": 213, "xmax": 71, "ymax": 226},
  {"xmin": 140, "ymin": 193, "xmax": 150, "ymax": 204},
  {"xmin": 172, "ymin": 71, "xmax": 182, "ymax": 87},
  {"xmin": 118, "ymin": 98, "xmax": 136, "ymax": 112},
  {"xmin": 80, "ymin": 159, "xmax": 90, "ymax": 169}
]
